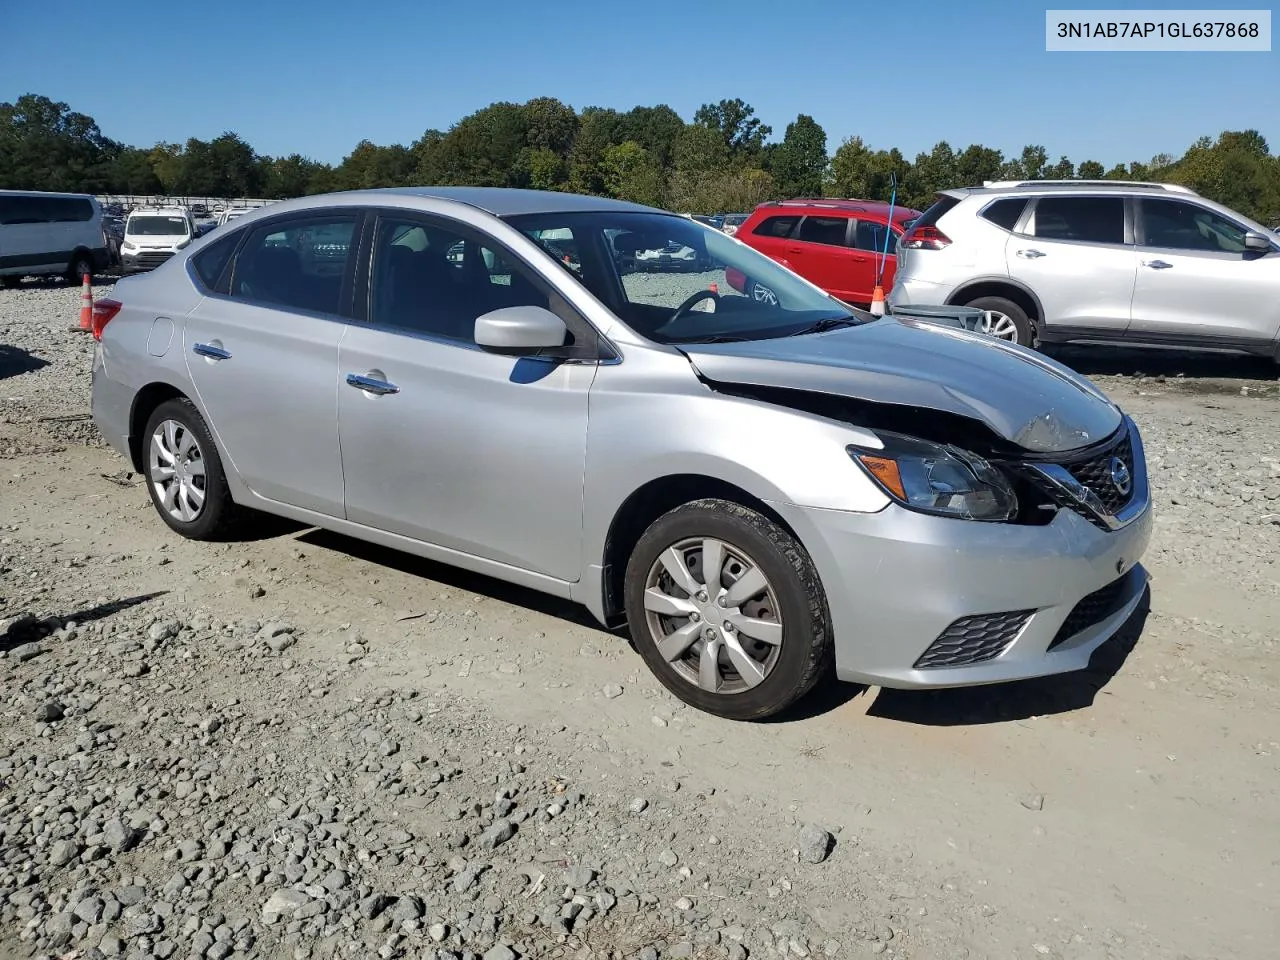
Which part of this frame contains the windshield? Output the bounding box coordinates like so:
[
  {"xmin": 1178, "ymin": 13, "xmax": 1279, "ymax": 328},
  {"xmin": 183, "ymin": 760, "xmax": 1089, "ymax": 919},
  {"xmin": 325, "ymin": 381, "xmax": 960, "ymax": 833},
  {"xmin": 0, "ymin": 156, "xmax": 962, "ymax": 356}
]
[
  {"xmin": 127, "ymin": 215, "xmax": 190, "ymax": 237},
  {"xmin": 504, "ymin": 210, "xmax": 871, "ymax": 344}
]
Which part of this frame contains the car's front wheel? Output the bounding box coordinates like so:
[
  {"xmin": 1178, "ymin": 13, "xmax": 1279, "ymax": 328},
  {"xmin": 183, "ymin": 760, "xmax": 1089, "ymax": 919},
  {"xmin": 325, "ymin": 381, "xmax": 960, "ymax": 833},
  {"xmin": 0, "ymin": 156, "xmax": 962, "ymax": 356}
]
[
  {"xmin": 142, "ymin": 398, "xmax": 245, "ymax": 540},
  {"xmin": 624, "ymin": 499, "xmax": 833, "ymax": 721}
]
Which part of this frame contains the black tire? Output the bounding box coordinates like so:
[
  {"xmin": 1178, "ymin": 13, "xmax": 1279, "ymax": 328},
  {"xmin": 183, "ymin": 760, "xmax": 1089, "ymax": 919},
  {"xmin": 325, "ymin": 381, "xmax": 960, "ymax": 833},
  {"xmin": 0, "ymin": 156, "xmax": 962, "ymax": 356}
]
[
  {"xmin": 623, "ymin": 499, "xmax": 833, "ymax": 721},
  {"xmin": 66, "ymin": 252, "xmax": 94, "ymax": 285},
  {"xmin": 141, "ymin": 398, "xmax": 246, "ymax": 541},
  {"xmin": 962, "ymin": 295, "xmax": 1034, "ymax": 347}
]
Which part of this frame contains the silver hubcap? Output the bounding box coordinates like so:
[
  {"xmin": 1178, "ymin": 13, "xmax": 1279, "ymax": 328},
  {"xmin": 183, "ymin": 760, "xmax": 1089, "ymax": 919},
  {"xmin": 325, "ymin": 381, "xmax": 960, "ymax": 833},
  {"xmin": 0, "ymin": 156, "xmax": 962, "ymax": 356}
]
[
  {"xmin": 980, "ymin": 310, "xmax": 1019, "ymax": 341},
  {"xmin": 643, "ymin": 537, "xmax": 784, "ymax": 695},
  {"xmin": 148, "ymin": 419, "xmax": 207, "ymax": 523}
]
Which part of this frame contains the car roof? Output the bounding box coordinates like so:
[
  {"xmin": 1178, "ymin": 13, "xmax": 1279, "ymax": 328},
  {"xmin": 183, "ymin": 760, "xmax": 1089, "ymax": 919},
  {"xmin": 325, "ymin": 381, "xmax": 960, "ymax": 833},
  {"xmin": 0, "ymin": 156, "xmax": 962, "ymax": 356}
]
[
  {"xmin": 326, "ymin": 186, "xmax": 667, "ymax": 218},
  {"xmin": 944, "ymin": 180, "xmax": 1200, "ymax": 199},
  {"xmin": 753, "ymin": 198, "xmax": 921, "ymax": 220}
]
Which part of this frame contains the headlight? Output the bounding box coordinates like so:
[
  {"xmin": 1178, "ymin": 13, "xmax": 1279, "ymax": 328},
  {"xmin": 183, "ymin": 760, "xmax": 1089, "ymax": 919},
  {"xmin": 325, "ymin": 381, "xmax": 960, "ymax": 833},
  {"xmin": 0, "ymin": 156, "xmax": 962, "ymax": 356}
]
[
  {"xmin": 849, "ymin": 432, "xmax": 1017, "ymax": 521},
  {"xmin": 176, "ymin": 239, "xmax": 191, "ymax": 249},
  {"xmin": 121, "ymin": 241, "xmax": 136, "ymax": 252}
]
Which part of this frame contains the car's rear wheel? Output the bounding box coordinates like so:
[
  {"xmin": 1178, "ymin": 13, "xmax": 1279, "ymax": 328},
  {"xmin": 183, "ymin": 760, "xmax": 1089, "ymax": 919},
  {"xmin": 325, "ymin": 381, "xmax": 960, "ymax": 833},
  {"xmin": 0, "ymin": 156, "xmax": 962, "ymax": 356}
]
[
  {"xmin": 963, "ymin": 295, "xmax": 1033, "ymax": 346},
  {"xmin": 142, "ymin": 398, "xmax": 245, "ymax": 541},
  {"xmin": 624, "ymin": 499, "xmax": 833, "ymax": 721}
]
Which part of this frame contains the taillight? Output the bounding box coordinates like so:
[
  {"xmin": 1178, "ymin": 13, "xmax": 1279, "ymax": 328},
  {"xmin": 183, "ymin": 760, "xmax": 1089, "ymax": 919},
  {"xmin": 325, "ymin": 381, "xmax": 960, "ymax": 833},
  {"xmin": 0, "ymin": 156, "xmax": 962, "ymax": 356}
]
[
  {"xmin": 724, "ymin": 267, "xmax": 747, "ymax": 293},
  {"xmin": 900, "ymin": 225, "xmax": 951, "ymax": 250},
  {"xmin": 91, "ymin": 298, "xmax": 122, "ymax": 341}
]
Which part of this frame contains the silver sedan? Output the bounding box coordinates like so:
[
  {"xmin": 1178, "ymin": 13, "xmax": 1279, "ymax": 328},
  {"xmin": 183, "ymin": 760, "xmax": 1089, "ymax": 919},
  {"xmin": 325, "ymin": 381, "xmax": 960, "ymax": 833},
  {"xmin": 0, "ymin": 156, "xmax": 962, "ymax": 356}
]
[{"xmin": 90, "ymin": 187, "xmax": 1152, "ymax": 720}]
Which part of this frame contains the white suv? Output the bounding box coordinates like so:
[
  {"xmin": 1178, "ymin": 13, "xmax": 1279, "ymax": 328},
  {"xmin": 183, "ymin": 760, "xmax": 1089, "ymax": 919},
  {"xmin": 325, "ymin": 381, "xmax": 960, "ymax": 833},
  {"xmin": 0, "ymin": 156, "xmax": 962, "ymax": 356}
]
[{"xmin": 889, "ymin": 181, "xmax": 1280, "ymax": 359}]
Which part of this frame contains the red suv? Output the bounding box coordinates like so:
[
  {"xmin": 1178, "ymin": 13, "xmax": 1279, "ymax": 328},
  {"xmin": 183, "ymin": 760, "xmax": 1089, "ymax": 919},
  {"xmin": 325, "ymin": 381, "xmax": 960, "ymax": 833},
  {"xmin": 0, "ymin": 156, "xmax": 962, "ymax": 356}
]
[{"xmin": 731, "ymin": 199, "xmax": 922, "ymax": 306}]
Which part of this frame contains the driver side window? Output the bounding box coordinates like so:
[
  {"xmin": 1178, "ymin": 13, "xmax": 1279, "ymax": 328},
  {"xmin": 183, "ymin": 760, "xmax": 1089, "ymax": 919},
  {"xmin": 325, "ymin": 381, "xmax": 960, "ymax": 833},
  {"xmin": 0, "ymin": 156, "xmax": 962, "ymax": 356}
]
[
  {"xmin": 1141, "ymin": 199, "xmax": 1248, "ymax": 253},
  {"xmin": 368, "ymin": 215, "xmax": 553, "ymax": 345}
]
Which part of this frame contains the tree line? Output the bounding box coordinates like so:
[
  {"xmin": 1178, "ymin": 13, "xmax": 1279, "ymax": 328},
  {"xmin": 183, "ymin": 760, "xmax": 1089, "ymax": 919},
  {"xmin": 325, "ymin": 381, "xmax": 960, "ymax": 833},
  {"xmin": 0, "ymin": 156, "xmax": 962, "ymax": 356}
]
[{"xmin": 2, "ymin": 92, "xmax": 1278, "ymax": 224}]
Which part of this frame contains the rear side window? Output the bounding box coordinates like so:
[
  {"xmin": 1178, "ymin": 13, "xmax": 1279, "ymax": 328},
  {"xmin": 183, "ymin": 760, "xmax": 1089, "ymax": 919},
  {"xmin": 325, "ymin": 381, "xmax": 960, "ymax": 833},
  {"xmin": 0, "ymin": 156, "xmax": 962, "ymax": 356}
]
[
  {"xmin": 230, "ymin": 215, "xmax": 358, "ymax": 316},
  {"xmin": 980, "ymin": 198, "xmax": 1028, "ymax": 231},
  {"xmin": 911, "ymin": 195, "xmax": 960, "ymax": 232},
  {"xmin": 796, "ymin": 216, "xmax": 849, "ymax": 247},
  {"xmin": 854, "ymin": 221, "xmax": 898, "ymax": 253},
  {"xmin": 191, "ymin": 232, "xmax": 240, "ymax": 292},
  {"xmin": 1032, "ymin": 197, "xmax": 1124, "ymax": 245},
  {"xmin": 752, "ymin": 215, "xmax": 800, "ymax": 239}
]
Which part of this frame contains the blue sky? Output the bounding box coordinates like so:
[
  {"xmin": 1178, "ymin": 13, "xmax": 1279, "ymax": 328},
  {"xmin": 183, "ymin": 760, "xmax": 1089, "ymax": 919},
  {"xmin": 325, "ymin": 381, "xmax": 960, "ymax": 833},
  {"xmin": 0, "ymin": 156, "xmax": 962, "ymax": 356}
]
[{"xmin": 2, "ymin": 0, "xmax": 1275, "ymax": 166}]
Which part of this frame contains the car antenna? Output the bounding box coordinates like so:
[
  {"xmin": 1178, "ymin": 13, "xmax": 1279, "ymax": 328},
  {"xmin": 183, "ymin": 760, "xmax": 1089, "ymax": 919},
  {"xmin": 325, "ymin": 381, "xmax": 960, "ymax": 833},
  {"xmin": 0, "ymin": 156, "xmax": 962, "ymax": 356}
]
[{"xmin": 871, "ymin": 171, "xmax": 898, "ymax": 316}]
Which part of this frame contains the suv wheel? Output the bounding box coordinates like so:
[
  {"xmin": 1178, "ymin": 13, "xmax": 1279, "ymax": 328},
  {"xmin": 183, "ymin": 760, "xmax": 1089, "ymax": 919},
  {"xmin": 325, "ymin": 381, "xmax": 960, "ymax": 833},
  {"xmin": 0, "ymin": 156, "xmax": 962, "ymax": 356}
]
[
  {"xmin": 964, "ymin": 296, "xmax": 1033, "ymax": 346},
  {"xmin": 624, "ymin": 499, "xmax": 833, "ymax": 721}
]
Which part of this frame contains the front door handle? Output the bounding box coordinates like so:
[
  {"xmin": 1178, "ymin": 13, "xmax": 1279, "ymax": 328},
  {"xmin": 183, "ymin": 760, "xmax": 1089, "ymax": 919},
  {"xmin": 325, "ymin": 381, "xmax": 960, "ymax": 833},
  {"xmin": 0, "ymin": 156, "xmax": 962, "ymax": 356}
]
[
  {"xmin": 345, "ymin": 373, "xmax": 400, "ymax": 396},
  {"xmin": 192, "ymin": 342, "xmax": 231, "ymax": 360},
  {"xmin": 1143, "ymin": 259, "xmax": 1173, "ymax": 269},
  {"xmin": 786, "ymin": 246, "xmax": 803, "ymax": 254},
  {"xmin": 1015, "ymin": 248, "xmax": 1046, "ymax": 259}
]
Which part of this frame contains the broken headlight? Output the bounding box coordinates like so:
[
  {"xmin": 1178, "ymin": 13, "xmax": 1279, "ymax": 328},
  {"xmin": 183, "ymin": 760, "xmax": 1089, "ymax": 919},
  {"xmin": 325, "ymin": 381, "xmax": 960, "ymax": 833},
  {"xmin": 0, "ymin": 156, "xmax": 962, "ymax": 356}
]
[{"xmin": 848, "ymin": 432, "xmax": 1017, "ymax": 522}]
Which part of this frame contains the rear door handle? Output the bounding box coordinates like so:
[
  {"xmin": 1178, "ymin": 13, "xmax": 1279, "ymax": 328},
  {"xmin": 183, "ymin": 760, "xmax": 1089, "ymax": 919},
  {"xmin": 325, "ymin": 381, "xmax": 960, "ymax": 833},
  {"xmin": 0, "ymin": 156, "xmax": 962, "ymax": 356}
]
[
  {"xmin": 346, "ymin": 373, "xmax": 400, "ymax": 396},
  {"xmin": 1142, "ymin": 259, "xmax": 1173, "ymax": 269},
  {"xmin": 192, "ymin": 342, "xmax": 231, "ymax": 360},
  {"xmin": 787, "ymin": 246, "xmax": 803, "ymax": 254},
  {"xmin": 1015, "ymin": 249, "xmax": 1045, "ymax": 259}
]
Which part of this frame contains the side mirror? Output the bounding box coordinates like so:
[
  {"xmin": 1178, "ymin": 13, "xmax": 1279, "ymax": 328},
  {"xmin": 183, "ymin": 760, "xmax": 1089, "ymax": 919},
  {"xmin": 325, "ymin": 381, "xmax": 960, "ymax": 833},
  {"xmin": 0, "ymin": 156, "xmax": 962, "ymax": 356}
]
[
  {"xmin": 1243, "ymin": 231, "xmax": 1273, "ymax": 253},
  {"xmin": 474, "ymin": 305, "xmax": 568, "ymax": 354}
]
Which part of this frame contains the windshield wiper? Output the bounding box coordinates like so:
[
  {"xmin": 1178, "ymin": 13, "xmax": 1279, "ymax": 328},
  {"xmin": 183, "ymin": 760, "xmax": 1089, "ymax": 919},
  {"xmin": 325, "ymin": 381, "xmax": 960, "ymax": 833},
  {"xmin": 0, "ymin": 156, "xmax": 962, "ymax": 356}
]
[
  {"xmin": 787, "ymin": 316, "xmax": 862, "ymax": 337},
  {"xmin": 673, "ymin": 334, "xmax": 753, "ymax": 344}
]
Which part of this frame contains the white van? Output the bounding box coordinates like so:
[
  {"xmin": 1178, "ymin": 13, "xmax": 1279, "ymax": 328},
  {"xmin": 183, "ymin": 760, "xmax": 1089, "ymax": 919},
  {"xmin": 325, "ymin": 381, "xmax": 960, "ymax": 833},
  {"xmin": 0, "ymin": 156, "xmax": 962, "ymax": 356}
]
[
  {"xmin": 120, "ymin": 207, "xmax": 196, "ymax": 273},
  {"xmin": 0, "ymin": 190, "xmax": 109, "ymax": 286}
]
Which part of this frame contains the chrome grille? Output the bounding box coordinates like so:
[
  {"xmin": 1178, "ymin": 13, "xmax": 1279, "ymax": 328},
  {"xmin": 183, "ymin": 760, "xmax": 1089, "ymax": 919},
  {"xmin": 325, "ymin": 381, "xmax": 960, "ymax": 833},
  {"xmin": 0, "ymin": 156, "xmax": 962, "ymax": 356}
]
[{"xmin": 1066, "ymin": 433, "xmax": 1134, "ymax": 514}]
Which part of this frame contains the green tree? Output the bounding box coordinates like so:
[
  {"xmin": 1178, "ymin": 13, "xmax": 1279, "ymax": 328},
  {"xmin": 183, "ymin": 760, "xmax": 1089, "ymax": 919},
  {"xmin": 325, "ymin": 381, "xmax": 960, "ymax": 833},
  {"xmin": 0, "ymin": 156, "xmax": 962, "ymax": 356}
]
[
  {"xmin": 770, "ymin": 114, "xmax": 827, "ymax": 197},
  {"xmin": 693, "ymin": 98, "xmax": 771, "ymax": 162},
  {"xmin": 0, "ymin": 93, "xmax": 115, "ymax": 191},
  {"xmin": 828, "ymin": 137, "xmax": 903, "ymax": 200},
  {"xmin": 334, "ymin": 139, "xmax": 415, "ymax": 190},
  {"xmin": 566, "ymin": 107, "xmax": 621, "ymax": 195},
  {"xmin": 1043, "ymin": 156, "xmax": 1075, "ymax": 179},
  {"xmin": 264, "ymin": 154, "xmax": 327, "ymax": 198},
  {"xmin": 523, "ymin": 97, "xmax": 579, "ymax": 155},
  {"xmin": 674, "ymin": 124, "xmax": 730, "ymax": 176},
  {"xmin": 953, "ymin": 144, "xmax": 1005, "ymax": 187},
  {"xmin": 147, "ymin": 143, "xmax": 184, "ymax": 194},
  {"xmin": 600, "ymin": 141, "xmax": 664, "ymax": 206},
  {"xmin": 617, "ymin": 105, "xmax": 685, "ymax": 171},
  {"xmin": 903, "ymin": 141, "xmax": 957, "ymax": 208},
  {"xmin": 108, "ymin": 146, "xmax": 162, "ymax": 194},
  {"xmin": 1077, "ymin": 159, "xmax": 1105, "ymax": 179}
]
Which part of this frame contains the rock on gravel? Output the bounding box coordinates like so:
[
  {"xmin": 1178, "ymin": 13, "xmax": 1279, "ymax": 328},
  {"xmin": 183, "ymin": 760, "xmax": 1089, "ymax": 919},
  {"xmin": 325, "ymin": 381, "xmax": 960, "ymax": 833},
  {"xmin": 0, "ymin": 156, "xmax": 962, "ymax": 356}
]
[
  {"xmin": 262, "ymin": 889, "xmax": 311, "ymax": 924},
  {"xmin": 798, "ymin": 824, "xmax": 834, "ymax": 864}
]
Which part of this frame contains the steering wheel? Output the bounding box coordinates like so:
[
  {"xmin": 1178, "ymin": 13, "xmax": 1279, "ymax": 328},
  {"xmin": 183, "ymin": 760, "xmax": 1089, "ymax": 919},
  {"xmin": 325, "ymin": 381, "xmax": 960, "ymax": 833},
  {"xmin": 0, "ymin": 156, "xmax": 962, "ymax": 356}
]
[{"xmin": 669, "ymin": 289, "xmax": 721, "ymax": 325}]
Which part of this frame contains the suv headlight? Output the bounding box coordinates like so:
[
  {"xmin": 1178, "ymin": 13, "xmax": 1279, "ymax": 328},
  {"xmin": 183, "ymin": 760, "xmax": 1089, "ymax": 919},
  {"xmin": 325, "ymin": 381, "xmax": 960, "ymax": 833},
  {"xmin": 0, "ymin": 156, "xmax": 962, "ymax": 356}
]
[{"xmin": 849, "ymin": 432, "xmax": 1017, "ymax": 521}]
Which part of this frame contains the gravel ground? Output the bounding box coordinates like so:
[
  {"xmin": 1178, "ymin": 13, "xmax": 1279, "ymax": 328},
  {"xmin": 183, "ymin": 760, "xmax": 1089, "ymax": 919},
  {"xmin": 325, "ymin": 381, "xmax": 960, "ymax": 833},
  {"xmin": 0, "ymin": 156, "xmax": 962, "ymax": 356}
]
[{"xmin": 2, "ymin": 280, "xmax": 1278, "ymax": 960}]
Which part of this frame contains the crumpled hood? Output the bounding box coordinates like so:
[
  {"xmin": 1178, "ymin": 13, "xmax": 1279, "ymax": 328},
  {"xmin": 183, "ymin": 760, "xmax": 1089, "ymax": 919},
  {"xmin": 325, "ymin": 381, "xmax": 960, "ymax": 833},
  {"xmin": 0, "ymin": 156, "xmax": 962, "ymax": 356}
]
[{"xmin": 679, "ymin": 315, "xmax": 1122, "ymax": 453}]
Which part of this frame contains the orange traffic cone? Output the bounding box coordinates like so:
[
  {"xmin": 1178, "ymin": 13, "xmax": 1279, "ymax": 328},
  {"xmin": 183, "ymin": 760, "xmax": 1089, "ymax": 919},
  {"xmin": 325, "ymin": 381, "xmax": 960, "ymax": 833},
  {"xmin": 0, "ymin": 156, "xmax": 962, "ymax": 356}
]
[
  {"xmin": 709, "ymin": 282, "xmax": 719, "ymax": 294},
  {"xmin": 78, "ymin": 273, "xmax": 93, "ymax": 331},
  {"xmin": 869, "ymin": 284, "xmax": 886, "ymax": 316}
]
